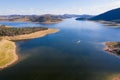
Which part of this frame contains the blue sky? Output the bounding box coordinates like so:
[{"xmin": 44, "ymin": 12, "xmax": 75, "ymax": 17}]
[{"xmin": 0, "ymin": 0, "xmax": 120, "ymax": 15}]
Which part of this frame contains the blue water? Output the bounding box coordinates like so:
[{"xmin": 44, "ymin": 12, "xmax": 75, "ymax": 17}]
[{"xmin": 0, "ymin": 18, "xmax": 120, "ymax": 80}]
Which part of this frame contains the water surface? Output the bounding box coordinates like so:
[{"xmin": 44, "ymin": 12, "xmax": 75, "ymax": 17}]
[{"xmin": 0, "ymin": 19, "xmax": 120, "ymax": 80}]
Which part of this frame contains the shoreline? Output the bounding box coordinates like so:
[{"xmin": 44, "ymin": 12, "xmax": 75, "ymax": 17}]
[
  {"xmin": 37, "ymin": 20, "xmax": 62, "ymax": 24},
  {"xmin": 104, "ymin": 42, "xmax": 120, "ymax": 57},
  {"xmin": 96, "ymin": 20, "xmax": 120, "ymax": 28},
  {"xmin": 0, "ymin": 20, "xmax": 62, "ymax": 24},
  {"xmin": 0, "ymin": 40, "xmax": 18, "ymax": 69},
  {"xmin": 0, "ymin": 28, "xmax": 59, "ymax": 41},
  {"xmin": 106, "ymin": 74, "xmax": 120, "ymax": 80},
  {"xmin": 0, "ymin": 28, "xmax": 59, "ymax": 69}
]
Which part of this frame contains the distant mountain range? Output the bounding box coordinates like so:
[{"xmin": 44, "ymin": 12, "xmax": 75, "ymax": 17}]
[
  {"xmin": 90, "ymin": 8, "xmax": 120, "ymax": 22},
  {"xmin": 0, "ymin": 14, "xmax": 82, "ymax": 19},
  {"xmin": 0, "ymin": 14, "xmax": 83, "ymax": 23},
  {"xmin": 1, "ymin": 8, "xmax": 120, "ymax": 23}
]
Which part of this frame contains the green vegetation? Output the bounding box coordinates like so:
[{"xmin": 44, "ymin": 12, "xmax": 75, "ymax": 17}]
[
  {"xmin": 0, "ymin": 25, "xmax": 48, "ymax": 36},
  {"xmin": 0, "ymin": 25, "xmax": 59, "ymax": 69},
  {"xmin": 90, "ymin": 8, "xmax": 120, "ymax": 21}
]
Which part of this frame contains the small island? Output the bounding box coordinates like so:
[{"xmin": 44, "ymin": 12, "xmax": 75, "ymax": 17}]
[
  {"xmin": 0, "ymin": 25, "xmax": 59, "ymax": 69},
  {"xmin": 104, "ymin": 42, "xmax": 120, "ymax": 56}
]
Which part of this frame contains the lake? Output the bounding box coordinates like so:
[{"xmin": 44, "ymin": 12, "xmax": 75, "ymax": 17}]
[{"xmin": 0, "ymin": 18, "xmax": 120, "ymax": 80}]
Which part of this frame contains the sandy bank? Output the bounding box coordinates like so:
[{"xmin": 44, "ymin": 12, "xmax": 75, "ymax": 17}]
[
  {"xmin": 0, "ymin": 40, "xmax": 18, "ymax": 69},
  {"xmin": 1, "ymin": 28, "xmax": 59, "ymax": 41},
  {"xmin": 0, "ymin": 28, "xmax": 59, "ymax": 69}
]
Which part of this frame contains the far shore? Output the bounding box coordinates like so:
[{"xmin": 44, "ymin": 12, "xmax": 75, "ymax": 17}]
[
  {"xmin": 96, "ymin": 20, "xmax": 120, "ymax": 28},
  {"xmin": 0, "ymin": 20, "xmax": 62, "ymax": 24}
]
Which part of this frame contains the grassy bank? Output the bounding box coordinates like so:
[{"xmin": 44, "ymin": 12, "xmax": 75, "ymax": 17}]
[
  {"xmin": 0, "ymin": 39, "xmax": 18, "ymax": 69},
  {"xmin": 0, "ymin": 27, "xmax": 59, "ymax": 69}
]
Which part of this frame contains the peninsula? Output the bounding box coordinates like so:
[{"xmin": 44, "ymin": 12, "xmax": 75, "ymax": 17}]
[
  {"xmin": 0, "ymin": 25, "xmax": 59, "ymax": 69},
  {"xmin": 0, "ymin": 39, "xmax": 17, "ymax": 69}
]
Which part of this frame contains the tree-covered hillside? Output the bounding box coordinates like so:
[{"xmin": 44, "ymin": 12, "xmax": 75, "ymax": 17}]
[{"xmin": 90, "ymin": 8, "xmax": 120, "ymax": 21}]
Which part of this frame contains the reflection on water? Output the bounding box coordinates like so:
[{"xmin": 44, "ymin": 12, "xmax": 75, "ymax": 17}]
[{"xmin": 0, "ymin": 18, "xmax": 120, "ymax": 80}]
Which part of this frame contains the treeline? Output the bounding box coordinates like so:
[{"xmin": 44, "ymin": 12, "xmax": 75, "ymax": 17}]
[{"xmin": 0, "ymin": 25, "xmax": 48, "ymax": 36}]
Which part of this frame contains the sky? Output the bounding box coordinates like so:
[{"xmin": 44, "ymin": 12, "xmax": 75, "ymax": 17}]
[{"xmin": 0, "ymin": 0, "xmax": 120, "ymax": 15}]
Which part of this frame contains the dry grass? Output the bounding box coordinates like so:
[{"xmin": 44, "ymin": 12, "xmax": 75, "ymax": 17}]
[
  {"xmin": 106, "ymin": 42, "xmax": 120, "ymax": 47},
  {"xmin": 0, "ymin": 28, "xmax": 59, "ymax": 69},
  {"xmin": 0, "ymin": 40, "xmax": 18, "ymax": 69}
]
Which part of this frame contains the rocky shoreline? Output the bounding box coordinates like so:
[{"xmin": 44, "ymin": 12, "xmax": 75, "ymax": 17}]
[{"xmin": 104, "ymin": 42, "xmax": 120, "ymax": 56}]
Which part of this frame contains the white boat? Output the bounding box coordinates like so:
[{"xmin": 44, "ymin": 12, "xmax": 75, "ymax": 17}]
[{"xmin": 76, "ymin": 40, "xmax": 81, "ymax": 44}]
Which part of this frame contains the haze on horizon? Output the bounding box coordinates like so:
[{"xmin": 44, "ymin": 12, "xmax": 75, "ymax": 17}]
[{"xmin": 0, "ymin": 0, "xmax": 120, "ymax": 15}]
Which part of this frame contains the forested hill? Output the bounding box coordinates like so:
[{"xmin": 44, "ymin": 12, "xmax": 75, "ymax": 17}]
[{"xmin": 90, "ymin": 8, "xmax": 120, "ymax": 21}]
